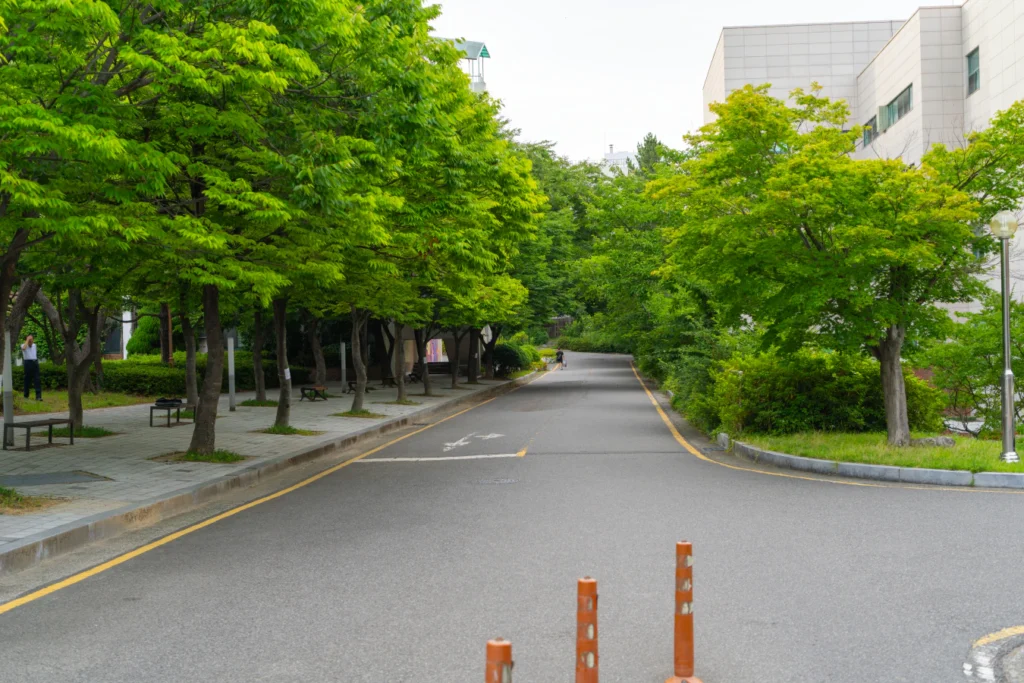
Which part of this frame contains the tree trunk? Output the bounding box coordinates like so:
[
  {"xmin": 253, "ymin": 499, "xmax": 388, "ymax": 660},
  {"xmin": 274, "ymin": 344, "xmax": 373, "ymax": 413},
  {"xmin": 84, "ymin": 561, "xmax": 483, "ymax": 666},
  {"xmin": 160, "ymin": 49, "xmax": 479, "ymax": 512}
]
[
  {"xmin": 483, "ymin": 326, "xmax": 502, "ymax": 380},
  {"xmin": 414, "ymin": 328, "xmax": 433, "ymax": 397},
  {"xmin": 468, "ymin": 328, "xmax": 481, "ymax": 384},
  {"xmin": 349, "ymin": 307, "xmax": 369, "ymax": 412},
  {"xmin": 874, "ymin": 324, "xmax": 910, "ymax": 447},
  {"xmin": 394, "ymin": 322, "xmax": 407, "ymax": 403},
  {"xmin": 6, "ymin": 280, "xmax": 40, "ymax": 353},
  {"xmin": 159, "ymin": 302, "xmax": 171, "ymax": 365},
  {"xmin": 273, "ymin": 297, "xmax": 291, "ymax": 428},
  {"xmin": 0, "ymin": 229, "xmax": 31, "ymax": 368},
  {"xmin": 188, "ymin": 285, "xmax": 224, "ymax": 455},
  {"xmin": 450, "ymin": 329, "xmax": 466, "ymax": 390},
  {"xmin": 252, "ymin": 308, "xmax": 266, "ymax": 402},
  {"xmin": 307, "ymin": 315, "xmax": 327, "ymax": 386},
  {"xmin": 377, "ymin": 320, "xmax": 396, "ymax": 385},
  {"xmin": 180, "ymin": 312, "xmax": 199, "ymax": 407},
  {"xmin": 34, "ymin": 288, "xmax": 99, "ymax": 431}
]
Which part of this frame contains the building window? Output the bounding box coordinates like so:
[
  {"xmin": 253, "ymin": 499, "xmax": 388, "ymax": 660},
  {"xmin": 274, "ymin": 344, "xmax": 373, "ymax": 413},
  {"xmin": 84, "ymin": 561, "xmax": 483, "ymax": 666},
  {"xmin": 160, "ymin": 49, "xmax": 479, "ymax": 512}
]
[
  {"xmin": 879, "ymin": 85, "xmax": 913, "ymax": 131},
  {"xmin": 863, "ymin": 116, "xmax": 878, "ymax": 147},
  {"xmin": 967, "ymin": 48, "xmax": 981, "ymax": 95}
]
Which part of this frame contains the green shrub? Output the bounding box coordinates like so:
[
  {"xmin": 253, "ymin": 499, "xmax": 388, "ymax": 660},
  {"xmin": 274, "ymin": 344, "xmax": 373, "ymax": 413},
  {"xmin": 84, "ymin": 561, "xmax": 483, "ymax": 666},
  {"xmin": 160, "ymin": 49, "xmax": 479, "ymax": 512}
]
[
  {"xmin": 125, "ymin": 316, "xmax": 162, "ymax": 355},
  {"xmin": 539, "ymin": 348, "xmax": 557, "ymax": 359},
  {"xmin": 492, "ymin": 342, "xmax": 532, "ymax": 377},
  {"xmin": 708, "ymin": 350, "xmax": 945, "ymax": 436},
  {"xmin": 556, "ymin": 334, "xmax": 631, "ymax": 354}
]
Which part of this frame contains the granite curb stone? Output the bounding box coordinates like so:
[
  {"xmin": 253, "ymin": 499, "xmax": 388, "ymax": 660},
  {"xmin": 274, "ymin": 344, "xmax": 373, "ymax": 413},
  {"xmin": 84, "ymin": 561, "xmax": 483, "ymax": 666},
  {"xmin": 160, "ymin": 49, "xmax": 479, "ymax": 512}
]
[{"xmin": 734, "ymin": 440, "xmax": 1024, "ymax": 490}]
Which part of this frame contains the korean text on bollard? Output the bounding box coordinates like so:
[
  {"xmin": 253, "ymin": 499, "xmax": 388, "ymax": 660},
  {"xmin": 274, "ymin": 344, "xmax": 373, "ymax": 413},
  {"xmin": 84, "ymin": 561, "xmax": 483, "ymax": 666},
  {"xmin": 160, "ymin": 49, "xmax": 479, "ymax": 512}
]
[
  {"xmin": 667, "ymin": 541, "xmax": 702, "ymax": 683},
  {"xmin": 576, "ymin": 577, "xmax": 599, "ymax": 683},
  {"xmin": 486, "ymin": 638, "xmax": 513, "ymax": 683}
]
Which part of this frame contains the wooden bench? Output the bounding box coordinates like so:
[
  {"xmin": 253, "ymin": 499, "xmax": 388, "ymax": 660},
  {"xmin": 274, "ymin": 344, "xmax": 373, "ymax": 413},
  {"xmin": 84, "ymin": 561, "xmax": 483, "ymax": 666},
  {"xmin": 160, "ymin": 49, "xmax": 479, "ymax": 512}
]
[
  {"xmin": 300, "ymin": 385, "xmax": 328, "ymax": 402},
  {"xmin": 150, "ymin": 403, "xmax": 195, "ymax": 427},
  {"xmin": 3, "ymin": 418, "xmax": 74, "ymax": 451}
]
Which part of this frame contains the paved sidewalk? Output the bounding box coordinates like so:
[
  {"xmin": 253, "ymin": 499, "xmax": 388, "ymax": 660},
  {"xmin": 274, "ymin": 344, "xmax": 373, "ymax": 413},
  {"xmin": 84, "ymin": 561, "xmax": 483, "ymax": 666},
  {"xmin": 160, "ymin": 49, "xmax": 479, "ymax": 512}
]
[{"xmin": 0, "ymin": 380, "xmax": 504, "ymax": 556}]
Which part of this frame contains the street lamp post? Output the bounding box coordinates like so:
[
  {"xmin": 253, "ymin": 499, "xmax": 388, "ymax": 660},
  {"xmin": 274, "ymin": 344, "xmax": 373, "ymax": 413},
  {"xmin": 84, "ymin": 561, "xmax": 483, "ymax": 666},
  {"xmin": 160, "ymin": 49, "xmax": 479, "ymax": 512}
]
[{"xmin": 991, "ymin": 211, "xmax": 1020, "ymax": 463}]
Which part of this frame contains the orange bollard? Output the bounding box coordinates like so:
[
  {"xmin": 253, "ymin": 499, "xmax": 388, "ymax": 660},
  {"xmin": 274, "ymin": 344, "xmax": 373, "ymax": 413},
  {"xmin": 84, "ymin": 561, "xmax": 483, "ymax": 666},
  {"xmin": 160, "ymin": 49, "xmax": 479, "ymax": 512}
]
[
  {"xmin": 486, "ymin": 638, "xmax": 513, "ymax": 683},
  {"xmin": 666, "ymin": 542, "xmax": 703, "ymax": 683},
  {"xmin": 576, "ymin": 577, "xmax": 599, "ymax": 683}
]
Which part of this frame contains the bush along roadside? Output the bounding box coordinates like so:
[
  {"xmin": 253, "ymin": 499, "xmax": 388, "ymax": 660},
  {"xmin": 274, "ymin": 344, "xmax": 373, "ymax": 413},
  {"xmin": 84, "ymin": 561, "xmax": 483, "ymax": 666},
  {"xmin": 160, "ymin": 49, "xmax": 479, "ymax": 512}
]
[{"xmin": 11, "ymin": 352, "xmax": 310, "ymax": 398}]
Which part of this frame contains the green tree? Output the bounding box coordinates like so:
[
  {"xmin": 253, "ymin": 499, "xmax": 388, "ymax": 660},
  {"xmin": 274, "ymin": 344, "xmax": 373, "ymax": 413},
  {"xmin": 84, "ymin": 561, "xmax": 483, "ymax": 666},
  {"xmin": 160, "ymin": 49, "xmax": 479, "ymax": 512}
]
[{"xmin": 650, "ymin": 85, "xmax": 983, "ymax": 446}]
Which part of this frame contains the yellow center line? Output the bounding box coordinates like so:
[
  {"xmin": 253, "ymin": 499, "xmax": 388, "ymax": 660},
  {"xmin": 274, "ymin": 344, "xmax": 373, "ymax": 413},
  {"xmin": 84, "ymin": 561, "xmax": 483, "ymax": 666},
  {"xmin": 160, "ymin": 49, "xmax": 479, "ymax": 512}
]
[
  {"xmin": 0, "ymin": 374, "xmax": 544, "ymax": 616},
  {"xmin": 973, "ymin": 624, "xmax": 1024, "ymax": 648},
  {"xmin": 629, "ymin": 362, "xmax": 1024, "ymax": 496}
]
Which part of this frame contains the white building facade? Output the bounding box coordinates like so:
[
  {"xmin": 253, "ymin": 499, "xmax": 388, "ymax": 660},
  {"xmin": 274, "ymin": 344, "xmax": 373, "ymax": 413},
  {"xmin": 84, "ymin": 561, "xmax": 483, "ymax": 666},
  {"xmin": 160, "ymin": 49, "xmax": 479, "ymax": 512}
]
[{"xmin": 703, "ymin": 0, "xmax": 1024, "ymax": 311}]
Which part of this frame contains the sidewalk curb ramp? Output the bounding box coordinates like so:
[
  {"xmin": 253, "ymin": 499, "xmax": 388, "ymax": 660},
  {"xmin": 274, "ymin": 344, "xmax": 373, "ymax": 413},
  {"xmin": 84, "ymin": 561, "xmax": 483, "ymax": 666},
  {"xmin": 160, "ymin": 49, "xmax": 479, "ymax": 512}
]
[
  {"xmin": 0, "ymin": 376, "xmax": 533, "ymax": 575},
  {"xmin": 732, "ymin": 441, "xmax": 1024, "ymax": 489}
]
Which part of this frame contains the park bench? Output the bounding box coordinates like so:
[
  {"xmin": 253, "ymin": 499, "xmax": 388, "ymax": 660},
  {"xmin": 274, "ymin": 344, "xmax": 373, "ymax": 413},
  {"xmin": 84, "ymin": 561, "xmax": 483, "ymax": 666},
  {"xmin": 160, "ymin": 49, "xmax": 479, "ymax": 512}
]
[
  {"xmin": 300, "ymin": 385, "xmax": 328, "ymax": 402},
  {"xmin": 150, "ymin": 402, "xmax": 196, "ymax": 427},
  {"xmin": 3, "ymin": 418, "xmax": 74, "ymax": 451},
  {"xmin": 346, "ymin": 381, "xmax": 375, "ymax": 393}
]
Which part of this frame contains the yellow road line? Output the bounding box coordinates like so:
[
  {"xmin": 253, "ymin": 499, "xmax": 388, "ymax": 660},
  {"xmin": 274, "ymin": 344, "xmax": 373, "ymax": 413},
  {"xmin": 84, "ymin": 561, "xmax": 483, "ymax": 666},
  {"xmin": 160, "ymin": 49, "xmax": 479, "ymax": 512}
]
[
  {"xmin": 629, "ymin": 362, "xmax": 1024, "ymax": 496},
  {"xmin": 974, "ymin": 624, "xmax": 1024, "ymax": 648},
  {"xmin": 0, "ymin": 376, "xmax": 541, "ymax": 616}
]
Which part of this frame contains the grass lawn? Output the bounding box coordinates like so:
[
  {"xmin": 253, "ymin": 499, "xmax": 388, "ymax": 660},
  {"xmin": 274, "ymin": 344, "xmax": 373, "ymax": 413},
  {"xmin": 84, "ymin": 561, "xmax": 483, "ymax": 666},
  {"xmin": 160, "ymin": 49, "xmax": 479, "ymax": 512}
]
[
  {"xmin": 333, "ymin": 410, "xmax": 386, "ymax": 419},
  {"xmin": 33, "ymin": 425, "xmax": 117, "ymax": 439},
  {"xmin": 375, "ymin": 400, "xmax": 421, "ymax": 406},
  {"xmin": 4, "ymin": 391, "xmax": 153, "ymax": 416},
  {"xmin": 259, "ymin": 425, "xmax": 323, "ymax": 436},
  {"xmin": 240, "ymin": 399, "xmax": 278, "ymax": 407},
  {"xmin": 0, "ymin": 486, "xmax": 59, "ymax": 514},
  {"xmin": 743, "ymin": 432, "xmax": 1024, "ymax": 473}
]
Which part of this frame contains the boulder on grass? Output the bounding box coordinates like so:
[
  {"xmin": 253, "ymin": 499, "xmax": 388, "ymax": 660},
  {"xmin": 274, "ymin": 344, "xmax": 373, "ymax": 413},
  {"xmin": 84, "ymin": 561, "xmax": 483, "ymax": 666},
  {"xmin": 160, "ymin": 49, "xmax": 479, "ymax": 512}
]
[{"xmin": 910, "ymin": 436, "xmax": 956, "ymax": 448}]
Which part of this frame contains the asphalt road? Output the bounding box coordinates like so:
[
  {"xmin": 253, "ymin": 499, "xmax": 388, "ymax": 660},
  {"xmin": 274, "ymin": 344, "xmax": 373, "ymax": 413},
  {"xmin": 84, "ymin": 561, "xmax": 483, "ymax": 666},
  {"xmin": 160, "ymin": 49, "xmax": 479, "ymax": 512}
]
[{"xmin": 1, "ymin": 352, "xmax": 1023, "ymax": 682}]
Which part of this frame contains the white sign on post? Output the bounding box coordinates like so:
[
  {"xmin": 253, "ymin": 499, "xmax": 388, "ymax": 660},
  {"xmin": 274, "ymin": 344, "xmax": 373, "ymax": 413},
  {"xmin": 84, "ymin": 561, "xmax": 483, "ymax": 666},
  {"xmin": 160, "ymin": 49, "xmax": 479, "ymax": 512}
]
[{"xmin": 284, "ymin": 368, "xmax": 291, "ymax": 381}]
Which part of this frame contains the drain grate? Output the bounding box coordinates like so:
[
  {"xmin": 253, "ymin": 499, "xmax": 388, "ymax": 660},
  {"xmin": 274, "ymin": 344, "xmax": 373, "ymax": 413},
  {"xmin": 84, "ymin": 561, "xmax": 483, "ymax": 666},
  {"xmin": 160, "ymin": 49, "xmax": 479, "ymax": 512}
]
[
  {"xmin": 477, "ymin": 478, "xmax": 517, "ymax": 485},
  {"xmin": 0, "ymin": 470, "xmax": 110, "ymax": 487}
]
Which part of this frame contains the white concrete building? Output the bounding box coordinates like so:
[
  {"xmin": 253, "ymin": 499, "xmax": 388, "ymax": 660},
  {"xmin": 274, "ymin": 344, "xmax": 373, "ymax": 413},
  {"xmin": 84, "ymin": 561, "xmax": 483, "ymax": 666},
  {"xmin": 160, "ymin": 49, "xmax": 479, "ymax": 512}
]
[
  {"xmin": 703, "ymin": 0, "xmax": 1024, "ymax": 311},
  {"xmin": 601, "ymin": 144, "xmax": 635, "ymax": 175}
]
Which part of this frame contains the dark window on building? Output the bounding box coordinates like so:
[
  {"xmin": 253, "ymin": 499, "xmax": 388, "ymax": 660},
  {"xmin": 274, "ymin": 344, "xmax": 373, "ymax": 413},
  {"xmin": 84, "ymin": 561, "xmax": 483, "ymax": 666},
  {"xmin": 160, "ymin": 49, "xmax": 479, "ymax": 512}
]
[
  {"xmin": 863, "ymin": 116, "xmax": 878, "ymax": 147},
  {"xmin": 967, "ymin": 48, "xmax": 981, "ymax": 96}
]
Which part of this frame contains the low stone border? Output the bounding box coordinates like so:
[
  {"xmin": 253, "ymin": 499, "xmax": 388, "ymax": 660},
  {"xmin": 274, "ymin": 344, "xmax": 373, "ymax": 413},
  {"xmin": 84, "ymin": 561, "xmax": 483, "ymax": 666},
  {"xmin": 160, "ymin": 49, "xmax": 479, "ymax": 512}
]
[
  {"xmin": 0, "ymin": 375, "xmax": 534, "ymax": 575},
  {"xmin": 730, "ymin": 440, "xmax": 1024, "ymax": 489},
  {"xmin": 964, "ymin": 629, "xmax": 1024, "ymax": 681}
]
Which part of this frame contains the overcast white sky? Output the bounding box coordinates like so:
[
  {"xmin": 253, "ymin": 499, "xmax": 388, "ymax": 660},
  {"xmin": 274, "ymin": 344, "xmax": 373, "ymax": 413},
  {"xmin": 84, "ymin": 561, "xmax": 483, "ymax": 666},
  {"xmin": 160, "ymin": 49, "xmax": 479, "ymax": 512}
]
[{"xmin": 430, "ymin": 0, "xmax": 957, "ymax": 162}]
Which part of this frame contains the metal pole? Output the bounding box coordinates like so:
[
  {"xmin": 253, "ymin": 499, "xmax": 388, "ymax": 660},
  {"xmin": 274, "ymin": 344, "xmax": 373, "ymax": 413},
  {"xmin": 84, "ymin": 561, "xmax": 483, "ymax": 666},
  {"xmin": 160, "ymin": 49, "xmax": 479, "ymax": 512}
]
[
  {"xmin": 227, "ymin": 336, "xmax": 236, "ymax": 412},
  {"xmin": 3, "ymin": 330, "xmax": 12, "ymax": 447},
  {"xmin": 1001, "ymin": 236, "xmax": 1019, "ymax": 463},
  {"xmin": 341, "ymin": 341, "xmax": 347, "ymax": 394}
]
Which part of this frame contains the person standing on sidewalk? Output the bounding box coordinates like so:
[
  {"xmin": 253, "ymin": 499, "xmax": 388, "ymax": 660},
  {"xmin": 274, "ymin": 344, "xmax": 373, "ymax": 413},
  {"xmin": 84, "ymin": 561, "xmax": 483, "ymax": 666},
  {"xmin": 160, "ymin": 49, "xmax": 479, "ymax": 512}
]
[{"xmin": 22, "ymin": 334, "xmax": 41, "ymax": 400}]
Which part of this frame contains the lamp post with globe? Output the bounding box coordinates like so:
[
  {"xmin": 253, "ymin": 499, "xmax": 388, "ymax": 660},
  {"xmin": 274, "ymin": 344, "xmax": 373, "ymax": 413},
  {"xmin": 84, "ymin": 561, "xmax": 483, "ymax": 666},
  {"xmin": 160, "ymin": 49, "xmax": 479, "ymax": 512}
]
[{"xmin": 991, "ymin": 210, "xmax": 1020, "ymax": 463}]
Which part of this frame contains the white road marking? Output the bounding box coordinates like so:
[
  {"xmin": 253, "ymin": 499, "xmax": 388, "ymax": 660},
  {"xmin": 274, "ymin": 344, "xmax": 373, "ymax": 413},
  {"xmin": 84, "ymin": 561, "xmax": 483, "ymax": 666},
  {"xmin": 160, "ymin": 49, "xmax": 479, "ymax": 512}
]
[
  {"xmin": 476, "ymin": 433, "xmax": 505, "ymax": 440},
  {"xmin": 443, "ymin": 433, "xmax": 476, "ymax": 452},
  {"xmin": 357, "ymin": 454, "xmax": 521, "ymax": 463}
]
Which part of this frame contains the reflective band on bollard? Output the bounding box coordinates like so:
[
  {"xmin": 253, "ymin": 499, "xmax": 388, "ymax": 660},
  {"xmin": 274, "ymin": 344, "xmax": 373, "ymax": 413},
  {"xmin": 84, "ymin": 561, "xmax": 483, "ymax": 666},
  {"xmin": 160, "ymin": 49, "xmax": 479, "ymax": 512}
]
[
  {"xmin": 486, "ymin": 638, "xmax": 513, "ymax": 683},
  {"xmin": 576, "ymin": 577, "xmax": 599, "ymax": 683},
  {"xmin": 666, "ymin": 541, "xmax": 702, "ymax": 683}
]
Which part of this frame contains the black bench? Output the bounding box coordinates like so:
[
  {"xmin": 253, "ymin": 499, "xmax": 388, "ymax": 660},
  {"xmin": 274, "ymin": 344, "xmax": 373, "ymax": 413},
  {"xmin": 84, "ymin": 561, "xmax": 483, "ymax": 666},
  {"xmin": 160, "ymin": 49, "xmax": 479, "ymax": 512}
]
[
  {"xmin": 3, "ymin": 418, "xmax": 74, "ymax": 451},
  {"xmin": 300, "ymin": 385, "xmax": 328, "ymax": 402},
  {"xmin": 150, "ymin": 403, "xmax": 196, "ymax": 427},
  {"xmin": 346, "ymin": 381, "xmax": 375, "ymax": 393}
]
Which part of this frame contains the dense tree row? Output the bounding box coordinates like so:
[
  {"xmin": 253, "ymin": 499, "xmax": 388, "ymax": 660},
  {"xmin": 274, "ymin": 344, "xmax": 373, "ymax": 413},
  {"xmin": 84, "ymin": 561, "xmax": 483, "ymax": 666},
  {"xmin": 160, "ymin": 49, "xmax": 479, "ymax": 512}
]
[{"xmin": 0, "ymin": 0, "xmax": 553, "ymax": 453}]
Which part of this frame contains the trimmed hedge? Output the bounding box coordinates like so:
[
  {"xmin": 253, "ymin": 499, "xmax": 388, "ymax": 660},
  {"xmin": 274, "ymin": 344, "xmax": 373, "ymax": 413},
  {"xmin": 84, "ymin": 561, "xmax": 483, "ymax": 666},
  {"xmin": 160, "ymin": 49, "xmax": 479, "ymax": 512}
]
[
  {"xmin": 493, "ymin": 342, "xmax": 538, "ymax": 377},
  {"xmin": 10, "ymin": 352, "xmax": 310, "ymax": 397}
]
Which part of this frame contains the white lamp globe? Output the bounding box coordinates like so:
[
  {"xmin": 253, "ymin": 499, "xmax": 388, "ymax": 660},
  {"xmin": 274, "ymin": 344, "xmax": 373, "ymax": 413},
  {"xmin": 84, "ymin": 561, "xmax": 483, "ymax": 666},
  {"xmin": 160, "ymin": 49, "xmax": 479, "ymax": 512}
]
[{"xmin": 991, "ymin": 211, "xmax": 1019, "ymax": 239}]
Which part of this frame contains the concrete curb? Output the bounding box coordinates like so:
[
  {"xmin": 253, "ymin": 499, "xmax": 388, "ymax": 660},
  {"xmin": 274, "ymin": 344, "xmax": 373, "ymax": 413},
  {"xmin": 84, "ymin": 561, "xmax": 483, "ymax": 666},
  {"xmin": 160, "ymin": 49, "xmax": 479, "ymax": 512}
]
[
  {"xmin": 732, "ymin": 441, "xmax": 1016, "ymax": 489},
  {"xmin": 964, "ymin": 631, "xmax": 1024, "ymax": 681},
  {"xmin": 0, "ymin": 376, "xmax": 533, "ymax": 575}
]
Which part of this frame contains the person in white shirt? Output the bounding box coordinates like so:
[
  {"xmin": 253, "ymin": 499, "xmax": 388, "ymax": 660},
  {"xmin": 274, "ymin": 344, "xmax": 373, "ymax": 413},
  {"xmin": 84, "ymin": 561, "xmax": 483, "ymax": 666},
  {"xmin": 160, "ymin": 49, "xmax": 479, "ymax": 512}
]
[{"xmin": 21, "ymin": 334, "xmax": 41, "ymax": 400}]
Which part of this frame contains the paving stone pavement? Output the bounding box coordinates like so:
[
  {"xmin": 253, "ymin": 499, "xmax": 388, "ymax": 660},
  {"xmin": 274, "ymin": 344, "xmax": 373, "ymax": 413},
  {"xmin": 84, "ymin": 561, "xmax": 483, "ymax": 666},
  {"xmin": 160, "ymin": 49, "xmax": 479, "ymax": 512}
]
[{"xmin": 0, "ymin": 380, "xmax": 501, "ymax": 548}]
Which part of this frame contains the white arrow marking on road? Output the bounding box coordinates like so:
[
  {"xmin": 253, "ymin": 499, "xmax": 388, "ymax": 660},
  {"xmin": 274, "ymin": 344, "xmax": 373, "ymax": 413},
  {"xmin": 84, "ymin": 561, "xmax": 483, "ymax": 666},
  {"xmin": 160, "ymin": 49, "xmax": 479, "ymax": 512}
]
[
  {"xmin": 358, "ymin": 454, "xmax": 521, "ymax": 463},
  {"xmin": 443, "ymin": 433, "xmax": 476, "ymax": 452},
  {"xmin": 476, "ymin": 433, "xmax": 505, "ymax": 440}
]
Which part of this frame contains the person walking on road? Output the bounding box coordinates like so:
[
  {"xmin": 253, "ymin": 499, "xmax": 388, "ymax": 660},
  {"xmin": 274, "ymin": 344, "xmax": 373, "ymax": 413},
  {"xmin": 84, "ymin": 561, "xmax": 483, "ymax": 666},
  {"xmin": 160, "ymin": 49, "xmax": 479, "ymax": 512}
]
[
  {"xmin": 22, "ymin": 334, "xmax": 41, "ymax": 400},
  {"xmin": 556, "ymin": 349, "xmax": 566, "ymax": 368}
]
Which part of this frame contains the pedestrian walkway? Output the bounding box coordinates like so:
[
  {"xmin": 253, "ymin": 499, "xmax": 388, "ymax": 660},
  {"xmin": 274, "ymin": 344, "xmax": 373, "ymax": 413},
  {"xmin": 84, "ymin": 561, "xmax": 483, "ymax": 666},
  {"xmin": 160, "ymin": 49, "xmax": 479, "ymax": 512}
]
[{"xmin": 0, "ymin": 381, "xmax": 503, "ymax": 552}]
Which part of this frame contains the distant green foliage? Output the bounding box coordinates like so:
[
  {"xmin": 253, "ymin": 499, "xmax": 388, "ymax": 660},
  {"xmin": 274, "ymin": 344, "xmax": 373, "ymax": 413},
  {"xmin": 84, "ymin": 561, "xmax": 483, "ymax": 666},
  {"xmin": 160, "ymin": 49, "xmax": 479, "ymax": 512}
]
[
  {"xmin": 492, "ymin": 342, "xmax": 539, "ymax": 377},
  {"xmin": 180, "ymin": 450, "xmax": 245, "ymax": 464}
]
